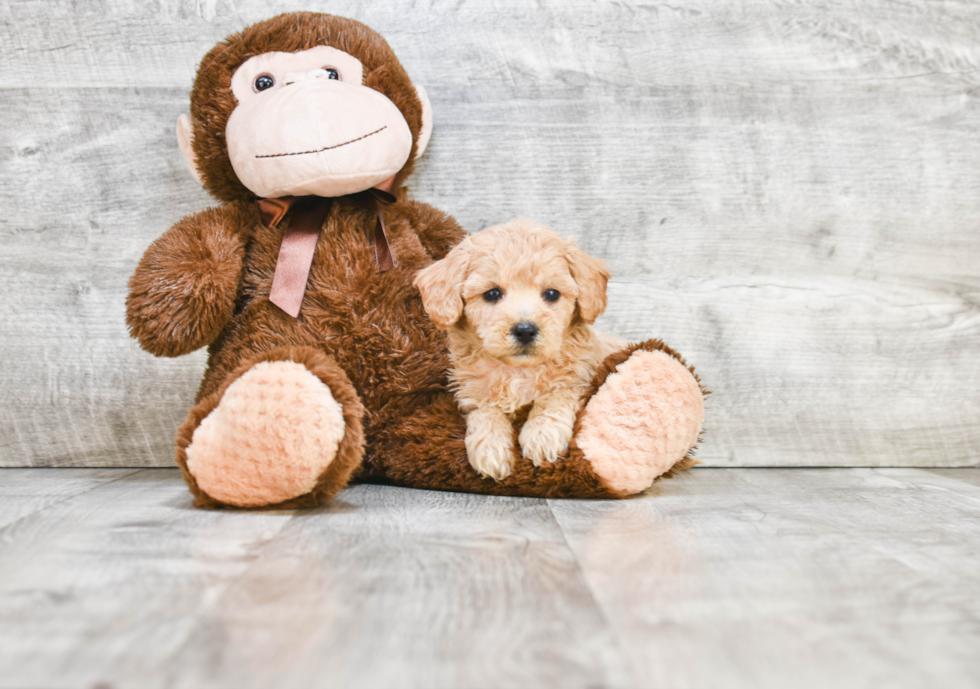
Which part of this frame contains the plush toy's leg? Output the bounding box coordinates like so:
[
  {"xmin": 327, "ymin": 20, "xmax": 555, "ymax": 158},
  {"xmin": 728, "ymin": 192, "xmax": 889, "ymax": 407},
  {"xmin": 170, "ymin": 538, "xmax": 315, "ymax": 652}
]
[
  {"xmin": 365, "ymin": 339, "xmax": 703, "ymax": 499},
  {"xmin": 365, "ymin": 394, "xmax": 619, "ymax": 498},
  {"xmin": 574, "ymin": 339, "xmax": 705, "ymax": 496},
  {"xmin": 176, "ymin": 346, "xmax": 365, "ymax": 509}
]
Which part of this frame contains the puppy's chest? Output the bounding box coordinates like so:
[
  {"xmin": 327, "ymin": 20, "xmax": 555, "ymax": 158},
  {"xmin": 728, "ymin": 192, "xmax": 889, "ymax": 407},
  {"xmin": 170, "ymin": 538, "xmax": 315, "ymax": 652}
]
[{"xmin": 457, "ymin": 362, "xmax": 550, "ymax": 415}]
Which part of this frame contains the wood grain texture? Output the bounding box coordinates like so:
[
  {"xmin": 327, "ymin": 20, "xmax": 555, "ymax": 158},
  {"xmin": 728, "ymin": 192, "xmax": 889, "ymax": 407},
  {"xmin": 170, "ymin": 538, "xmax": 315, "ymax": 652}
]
[
  {"xmin": 551, "ymin": 467, "xmax": 980, "ymax": 689},
  {"xmin": 0, "ymin": 470, "xmax": 628, "ymax": 689},
  {"xmin": 0, "ymin": 469, "xmax": 296, "ymax": 689},
  {"xmin": 0, "ymin": 87, "xmax": 211, "ymax": 467},
  {"xmin": 0, "ymin": 468, "xmax": 138, "ymax": 529},
  {"xmin": 927, "ymin": 467, "xmax": 980, "ymax": 488},
  {"xmin": 1, "ymin": 0, "xmax": 978, "ymax": 467},
  {"xmin": 3, "ymin": 467, "xmax": 980, "ymax": 688},
  {"xmin": 167, "ymin": 485, "xmax": 628, "ymax": 689}
]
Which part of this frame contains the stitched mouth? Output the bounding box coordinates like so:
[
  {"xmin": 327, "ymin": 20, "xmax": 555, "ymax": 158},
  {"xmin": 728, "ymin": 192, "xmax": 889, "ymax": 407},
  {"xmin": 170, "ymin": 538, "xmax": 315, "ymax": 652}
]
[{"xmin": 255, "ymin": 125, "xmax": 387, "ymax": 159}]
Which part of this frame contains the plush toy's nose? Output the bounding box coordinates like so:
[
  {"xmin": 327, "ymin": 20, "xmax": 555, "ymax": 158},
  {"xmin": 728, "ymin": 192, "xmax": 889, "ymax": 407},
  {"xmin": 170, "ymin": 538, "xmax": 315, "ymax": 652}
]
[
  {"xmin": 282, "ymin": 68, "xmax": 331, "ymax": 86},
  {"xmin": 511, "ymin": 322, "xmax": 539, "ymax": 345}
]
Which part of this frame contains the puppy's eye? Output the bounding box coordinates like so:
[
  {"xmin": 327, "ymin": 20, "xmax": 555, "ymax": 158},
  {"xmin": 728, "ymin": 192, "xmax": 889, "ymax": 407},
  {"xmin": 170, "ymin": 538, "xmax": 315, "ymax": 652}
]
[
  {"xmin": 253, "ymin": 74, "xmax": 275, "ymax": 92},
  {"xmin": 542, "ymin": 289, "xmax": 561, "ymax": 303},
  {"xmin": 483, "ymin": 288, "xmax": 502, "ymax": 303},
  {"xmin": 323, "ymin": 67, "xmax": 340, "ymax": 80}
]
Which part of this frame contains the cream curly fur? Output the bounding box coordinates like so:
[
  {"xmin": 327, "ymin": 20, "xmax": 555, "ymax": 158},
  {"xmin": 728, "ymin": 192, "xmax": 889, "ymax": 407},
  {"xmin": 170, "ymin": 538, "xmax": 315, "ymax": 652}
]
[{"xmin": 415, "ymin": 219, "xmax": 629, "ymax": 480}]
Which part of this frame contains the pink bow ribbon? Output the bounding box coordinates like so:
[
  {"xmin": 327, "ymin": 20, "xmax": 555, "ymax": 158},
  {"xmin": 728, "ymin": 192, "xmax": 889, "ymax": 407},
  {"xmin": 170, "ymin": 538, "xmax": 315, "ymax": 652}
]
[{"xmin": 258, "ymin": 177, "xmax": 396, "ymax": 318}]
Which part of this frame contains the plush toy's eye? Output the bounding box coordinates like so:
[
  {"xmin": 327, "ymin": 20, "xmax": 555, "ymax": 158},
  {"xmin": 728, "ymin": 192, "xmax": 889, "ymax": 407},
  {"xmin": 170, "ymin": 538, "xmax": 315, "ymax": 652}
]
[
  {"xmin": 253, "ymin": 74, "xmax": 275, "ymax": 92},
  {"xmin": 323, "ymin": 67, "xmax": 340, "ymax": 80},
  {"xmin": 543, "ymin": 289, "xmax": 560, "ymax": 303},
  {"xmin": 483, "ymin": 288, "xmax": 503, "ymax": 303}
]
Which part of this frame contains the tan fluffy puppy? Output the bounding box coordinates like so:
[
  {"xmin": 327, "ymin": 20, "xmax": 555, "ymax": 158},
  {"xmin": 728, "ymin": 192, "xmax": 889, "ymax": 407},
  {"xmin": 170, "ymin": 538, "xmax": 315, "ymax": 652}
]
[{"xmin": 414, "ymin": 219, "xmax": 630, "ymax": 480}]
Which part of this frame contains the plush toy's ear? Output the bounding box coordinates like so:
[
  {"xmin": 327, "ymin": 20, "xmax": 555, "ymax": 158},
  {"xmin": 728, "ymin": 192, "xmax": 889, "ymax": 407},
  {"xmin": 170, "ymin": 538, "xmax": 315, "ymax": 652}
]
[
  {"xmin": 566, "ymin": 240, "xmax": 610, "ymax": 324},
  {"xmin": 414, "ymin": 238, "xmax": 471, "ymax": 329},
  {"xmin": 176, "ymin": 114, "xmax": 204, "ymax": 186},
  {"xmin": 415, "ymin": 85, "xmax": 433, "ymax": 158}
]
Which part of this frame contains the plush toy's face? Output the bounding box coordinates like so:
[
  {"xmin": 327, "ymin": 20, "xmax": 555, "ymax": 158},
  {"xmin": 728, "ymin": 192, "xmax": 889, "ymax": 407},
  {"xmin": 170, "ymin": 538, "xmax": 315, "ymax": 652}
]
[
  {"xmin": 177, "ymin": 13, "xmax": 432, "ymax": 202},
  {"xmin": 224, "ymin": 46, "xmax": 414, "ymax": 198}
]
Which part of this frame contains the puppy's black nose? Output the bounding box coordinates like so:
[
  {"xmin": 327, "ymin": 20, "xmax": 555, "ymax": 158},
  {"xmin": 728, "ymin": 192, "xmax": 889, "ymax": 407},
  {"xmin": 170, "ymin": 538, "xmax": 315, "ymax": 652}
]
[{"xmin": 511, "ymin": 322, "xmax": 539, "ymax": 345}]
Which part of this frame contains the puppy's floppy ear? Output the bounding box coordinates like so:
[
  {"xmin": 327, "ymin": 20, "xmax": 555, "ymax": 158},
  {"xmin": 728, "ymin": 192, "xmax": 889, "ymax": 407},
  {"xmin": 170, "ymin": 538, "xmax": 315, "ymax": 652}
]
[
  {"xmin": 414, "ymin": 238, "xmax": 472, "ymax": 329},
  {"xmin": 566, "ymin": 239, "xmax": 610, "ymax": 324}
]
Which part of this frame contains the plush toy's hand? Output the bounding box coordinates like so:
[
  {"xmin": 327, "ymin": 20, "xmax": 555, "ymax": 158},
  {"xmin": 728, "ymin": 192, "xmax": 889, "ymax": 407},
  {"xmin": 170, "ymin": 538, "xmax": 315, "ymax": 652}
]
[
  {"xmin": 126, "ymin": 204, "xmax": 250, "ymax": 358},
  {"xmin": 464, "ymin": 407, "xmax": 515, "ymax": 480},
  {"xmin": 519, "ymin": 415, "xmax": 573, "ymax": 466}
]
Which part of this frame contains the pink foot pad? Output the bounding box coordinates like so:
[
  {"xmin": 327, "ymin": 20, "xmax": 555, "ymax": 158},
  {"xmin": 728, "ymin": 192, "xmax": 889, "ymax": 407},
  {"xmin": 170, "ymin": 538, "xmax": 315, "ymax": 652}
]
[
  {"xmin": 186, "ymin": 360, "xmax": 346, "ymax": 507},
  {"xmin": 577, "ymin": 349, "xmax": 704, "ymax": 496}
]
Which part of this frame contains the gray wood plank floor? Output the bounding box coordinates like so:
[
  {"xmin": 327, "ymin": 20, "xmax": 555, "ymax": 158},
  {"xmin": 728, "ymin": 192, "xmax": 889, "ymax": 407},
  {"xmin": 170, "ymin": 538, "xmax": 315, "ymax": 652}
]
[{"xmin": 1, "ymin": 468, "xmax": 979, "ymax": 689}]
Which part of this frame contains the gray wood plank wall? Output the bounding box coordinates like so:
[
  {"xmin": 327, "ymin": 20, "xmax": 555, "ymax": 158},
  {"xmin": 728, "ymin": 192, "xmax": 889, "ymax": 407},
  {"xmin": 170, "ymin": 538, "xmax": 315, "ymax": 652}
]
[{"xmin": 1, "ymin": 0, "xmax": 977, "ymax": 468}]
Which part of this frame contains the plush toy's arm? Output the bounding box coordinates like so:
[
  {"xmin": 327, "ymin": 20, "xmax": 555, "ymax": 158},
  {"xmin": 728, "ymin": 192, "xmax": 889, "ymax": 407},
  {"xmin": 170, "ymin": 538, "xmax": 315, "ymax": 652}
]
[
  {"xmin": 402, "ymin": 200, "xmax": 468, "ymax": 260},
  {"xmin": 126, "ymin": 203, "xmax": 252, "ymax": 358}
]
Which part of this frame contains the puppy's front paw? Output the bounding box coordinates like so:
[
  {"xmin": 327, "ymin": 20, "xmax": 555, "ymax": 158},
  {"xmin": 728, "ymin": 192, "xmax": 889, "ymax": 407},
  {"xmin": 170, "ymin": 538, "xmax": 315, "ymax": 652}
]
[
  {"xmin": 466, "ymin": 428, "xmax": 515, "ymax": 481},
  {"xmin": 520, "ymin": 417, "xmax": 572, "ymax": 466}
]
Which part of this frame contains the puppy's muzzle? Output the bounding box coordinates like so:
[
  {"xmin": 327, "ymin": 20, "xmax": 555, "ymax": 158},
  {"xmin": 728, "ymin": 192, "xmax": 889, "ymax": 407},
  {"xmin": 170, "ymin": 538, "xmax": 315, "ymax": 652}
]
[{"xmin": 510, "ymin": 321, "xmax": 539, "ymax": 347}]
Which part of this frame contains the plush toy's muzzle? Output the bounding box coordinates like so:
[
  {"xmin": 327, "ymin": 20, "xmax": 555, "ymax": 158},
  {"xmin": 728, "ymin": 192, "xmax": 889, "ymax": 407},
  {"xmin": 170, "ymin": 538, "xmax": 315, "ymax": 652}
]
[{"xmin": 226, "ymin": 78, "xmax": 413, "ymax": 199}]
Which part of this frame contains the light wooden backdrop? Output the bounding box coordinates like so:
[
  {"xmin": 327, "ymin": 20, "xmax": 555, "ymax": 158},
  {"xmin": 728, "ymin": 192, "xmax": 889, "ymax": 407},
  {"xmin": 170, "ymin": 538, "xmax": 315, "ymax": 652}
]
[{"xmin": 1, "ymin": 0, "xmax": 977, "ymax": 468}]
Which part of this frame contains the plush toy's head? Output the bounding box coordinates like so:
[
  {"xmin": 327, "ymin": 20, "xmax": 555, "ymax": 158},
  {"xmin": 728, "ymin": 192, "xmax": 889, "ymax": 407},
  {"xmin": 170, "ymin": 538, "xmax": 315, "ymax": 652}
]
[{"xmin": 177, "ymin": 12, "xmax": 432, "ymax": 202}]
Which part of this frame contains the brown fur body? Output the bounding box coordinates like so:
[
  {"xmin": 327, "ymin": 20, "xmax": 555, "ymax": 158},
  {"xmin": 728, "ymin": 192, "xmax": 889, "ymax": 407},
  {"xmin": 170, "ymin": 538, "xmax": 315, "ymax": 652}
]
[{"xmin": 126, "ymin": 12, "xmax": 704, "ymax": 508}]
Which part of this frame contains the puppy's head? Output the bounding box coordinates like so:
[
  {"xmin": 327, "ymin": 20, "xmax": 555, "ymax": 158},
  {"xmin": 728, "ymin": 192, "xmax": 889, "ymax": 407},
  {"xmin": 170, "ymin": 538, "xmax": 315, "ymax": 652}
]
[{"xmin": 414, "ymin": 219, "xmax": 609, "ymax": 367}]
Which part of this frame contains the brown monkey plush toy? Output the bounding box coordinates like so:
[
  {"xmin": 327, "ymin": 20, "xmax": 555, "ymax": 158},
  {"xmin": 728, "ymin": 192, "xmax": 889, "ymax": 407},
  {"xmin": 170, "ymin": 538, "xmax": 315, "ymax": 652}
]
[{"xmin": 126, "ymin": 12, "xmax": 705, "ymax": 509}]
